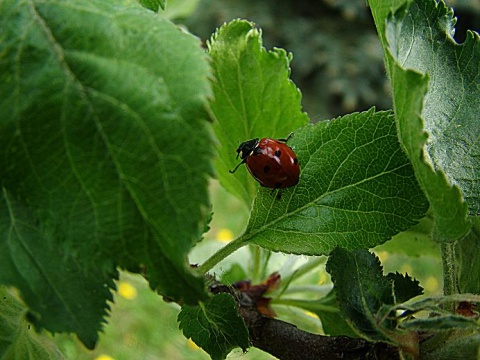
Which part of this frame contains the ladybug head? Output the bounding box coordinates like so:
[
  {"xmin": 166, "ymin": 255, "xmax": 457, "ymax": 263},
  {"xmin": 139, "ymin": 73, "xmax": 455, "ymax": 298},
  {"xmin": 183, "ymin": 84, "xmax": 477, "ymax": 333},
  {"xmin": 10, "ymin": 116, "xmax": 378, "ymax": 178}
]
[{"xmin": 235, "ymin": 138, "xmax": 259, "ymax": 160}]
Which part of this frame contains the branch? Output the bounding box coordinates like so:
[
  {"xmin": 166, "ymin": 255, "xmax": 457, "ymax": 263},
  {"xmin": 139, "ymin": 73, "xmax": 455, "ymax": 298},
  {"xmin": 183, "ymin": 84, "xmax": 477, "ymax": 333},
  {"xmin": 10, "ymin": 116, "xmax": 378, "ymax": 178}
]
[
  {"xmin": 241, "ymin": 306, "xmax": 399, "ymax": 360},
  {"xmin": 210, "ymin": 280, "xmax": 400, "ymax": 360}
]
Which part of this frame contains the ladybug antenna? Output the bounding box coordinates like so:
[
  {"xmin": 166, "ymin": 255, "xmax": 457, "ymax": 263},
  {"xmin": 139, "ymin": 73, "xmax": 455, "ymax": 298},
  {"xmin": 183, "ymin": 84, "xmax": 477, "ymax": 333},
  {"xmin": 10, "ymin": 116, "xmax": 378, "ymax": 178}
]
[{"xmin": 229, "ymin": 160, "xmax": 245, "ymax": 174}]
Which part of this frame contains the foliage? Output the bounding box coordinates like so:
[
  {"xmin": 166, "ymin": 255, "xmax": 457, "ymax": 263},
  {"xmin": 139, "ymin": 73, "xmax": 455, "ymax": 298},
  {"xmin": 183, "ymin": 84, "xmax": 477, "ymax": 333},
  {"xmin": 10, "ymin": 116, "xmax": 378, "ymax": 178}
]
[
  {"xmin": 186, "ymin": 0, "xmax": 392, "ymax": 119},
  {"xmin": 0, "ymin": 0, "xmax": 211, "ymax": 349},
  {"xmin": 0, "ymin": 0, "xmax": 478, "ymax": 359},
  {"xmin": 178, "ymin": 293, "xmax": 250, "ymax": 360}
]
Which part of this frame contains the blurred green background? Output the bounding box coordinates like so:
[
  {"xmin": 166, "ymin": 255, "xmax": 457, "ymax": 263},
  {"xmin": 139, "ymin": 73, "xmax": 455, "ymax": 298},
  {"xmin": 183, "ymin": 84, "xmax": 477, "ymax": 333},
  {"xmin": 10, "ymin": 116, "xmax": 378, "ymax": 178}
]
[{"xmin": 51, "ymin": 0, "xmax": 478, "ymax": 358}]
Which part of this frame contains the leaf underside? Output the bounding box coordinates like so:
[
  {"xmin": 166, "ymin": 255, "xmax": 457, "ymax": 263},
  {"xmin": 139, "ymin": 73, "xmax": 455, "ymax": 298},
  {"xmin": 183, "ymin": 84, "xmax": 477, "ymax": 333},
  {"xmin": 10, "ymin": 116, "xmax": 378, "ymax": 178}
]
[
  {"xmin": 0, "ymin": 0, "xmax": 212, "ymax": 347},
  {"xmin": 370, "ymin": 0, "xmax": 479, "ymax": 241}
]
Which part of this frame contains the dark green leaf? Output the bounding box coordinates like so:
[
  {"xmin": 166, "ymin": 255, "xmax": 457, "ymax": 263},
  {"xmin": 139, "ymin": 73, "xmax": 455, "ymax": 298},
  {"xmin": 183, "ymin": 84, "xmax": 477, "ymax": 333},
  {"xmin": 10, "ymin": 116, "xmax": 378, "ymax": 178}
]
[
  {"xmin": 0, "ymin": 286, "xmax": 62, "ymax": 359},
  {"xmin": 326, "ymin": 248, "xmax": 395, "ymax": 342},
  {"xmin": 208, "ymin": 19, "xmax": 309, "ymax": 206},
  {"xmin": 246, "ymin": 109, "xmax": 428, "ymax": 255},
  {"xmin": 178, "ymin": 293, "xmax": 250, "ymax": 360},
  {"xmin": 139, "ymin": 0, "xmax": 166, "ymax": 11},
  {"xmin": 386, "ymin": 272, "xmax": 423, "ymax": 303},
  {"xmin": 0, "ymin": 0, "xmax": 212, "ymax": 345}
]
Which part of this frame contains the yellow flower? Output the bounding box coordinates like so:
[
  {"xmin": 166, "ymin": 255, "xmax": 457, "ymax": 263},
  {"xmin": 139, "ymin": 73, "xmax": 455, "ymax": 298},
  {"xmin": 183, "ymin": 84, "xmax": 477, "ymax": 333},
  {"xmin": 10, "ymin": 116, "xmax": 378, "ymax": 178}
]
[
  {"xmin": 95, "ymin": 355, "xmax": 115, "ymax": 360},
  {"xmin": 424, "ymin": 276, "xmax": 439, "ymax": 293},
  {"xmin": 400, "ymin": 264, "xmax": 413, "ymax": 275},
  {"xmin": 216, "ymin": 228, "xmax": 234, "ymax": 243},
  {"xmin": 118, "ymin": 281, "xmax": 137, "ymax": 300}
]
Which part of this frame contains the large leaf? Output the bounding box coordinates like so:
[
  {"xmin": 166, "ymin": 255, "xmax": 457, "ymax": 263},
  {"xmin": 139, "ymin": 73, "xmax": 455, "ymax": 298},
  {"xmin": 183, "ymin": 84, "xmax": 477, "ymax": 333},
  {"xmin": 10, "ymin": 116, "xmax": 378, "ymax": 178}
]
[
  {"xmin": 178, "ymin": 293, "xmax": 250, "ymax": 360},
  {"xmin": 0, "ymin": 0, "xmax": 212, "ymax": 346},
  {"xmin": 369, "ymin": 0, "xmax": 479, "ymax": 241},
  {"xmin": 208, "ymin": 20, "xmax": 309, "ymax": 206},
  {"xmin": 245, "ymin": 109, "xmax": 428, "ymax": 255}
]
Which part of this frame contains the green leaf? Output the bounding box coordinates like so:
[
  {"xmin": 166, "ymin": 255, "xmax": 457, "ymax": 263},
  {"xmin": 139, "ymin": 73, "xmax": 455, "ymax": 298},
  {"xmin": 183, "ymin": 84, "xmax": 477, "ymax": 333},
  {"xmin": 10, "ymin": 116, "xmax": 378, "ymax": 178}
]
[
  {"xmin": 421, "ymin": 331, "xmax": 480, "ymax": 360},
  {"xmin": 245, "ymin": 109, "xmax": 428, "ymax": 255},
  {"xmin": 285, "ymin": 291, "xmax": 358, "ymax": 337},
  {"xmin": 457, "ymin": 218, "xmax": 480, "ymax": 294},
  {"xmin": 207, "ymin": 19, "xmax": 309, "ymax": 206},
  {"xmin": 369, "ymin": 0, "xmax": 479, "ymax": 241},
  {"xmin": 220, "ymin": 263, "xmax": 248, "ymax": 285},
  {"xmin": 139, "ymin": 0, "xmax": 166, "ymax": 11},
  {"xmin": 326, "ymin": 248, "xmax": 396, "ymax": 342},
  {"xmin": 0, "ymin": 0, "xmax": 212, "ymax": 345},
  {"xmin": 0, "ymin": 286, "xmax": 62, "ymax": 359},
  {"xmin": 178, "ymin": 293, "xmax": 250, "ymax": 360},
  {"xmin": 386, "ymin": 272, "xmax": 423, "ymax": 303},
  {"xmin": 399, "ymin": 315, "xmax": 480, "ymax": 332},
  {"xmin": 386, "ymin": 293, "xmax": 480, "ymax": 315},
  {"xmin": 0, "ymin": 192, "xmax": 116, "ymax": 349}
]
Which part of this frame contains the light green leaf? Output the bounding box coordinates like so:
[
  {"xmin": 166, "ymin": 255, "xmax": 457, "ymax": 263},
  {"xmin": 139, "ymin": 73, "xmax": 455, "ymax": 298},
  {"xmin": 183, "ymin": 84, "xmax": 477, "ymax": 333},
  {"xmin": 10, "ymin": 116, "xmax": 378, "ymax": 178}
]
[
  {"xmin": 208, "ymin": 19, "xmax": 309, "ymax": 206},
  {"xmin": 369, "ymin": 0, "xmax": 479, "ymax": 241},
  {"xmin": 0, "ymin": 0, "xmax": 212, "ymax": 346},
  {"xmin": 178, "ymin": 293, "xmax": 250, "ymax": 360},
  {"xmin": 0, "ymin": 286, "xmax": 62, "ymax": 359},
  {"xmin": 246, "ymin": 109, "xmax": 428, "ymax": 255}
]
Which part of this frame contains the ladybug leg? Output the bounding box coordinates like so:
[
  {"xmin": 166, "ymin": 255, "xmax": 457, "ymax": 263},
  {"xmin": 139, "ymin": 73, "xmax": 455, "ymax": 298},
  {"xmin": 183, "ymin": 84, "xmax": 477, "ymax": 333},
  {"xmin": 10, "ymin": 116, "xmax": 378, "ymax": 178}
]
[
  {"xmin": 269, "ymin": 188, "xmax": 282, "ymax": 200},
  {"xmin": 277, "ymin": 133, "xmax": 294, "ymax": 143},
  {"xmin": 269, "ymin": 187, "xmax": 282, "ymax": 200},
  {"xmin": 229, "ymin": 160, "xmax": 246, "ymax": 174}
]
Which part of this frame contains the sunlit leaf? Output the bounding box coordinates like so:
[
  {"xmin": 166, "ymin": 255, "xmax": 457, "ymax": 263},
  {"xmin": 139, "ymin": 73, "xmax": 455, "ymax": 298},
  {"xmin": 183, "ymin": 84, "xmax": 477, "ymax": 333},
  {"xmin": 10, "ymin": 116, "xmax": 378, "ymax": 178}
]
[{"xmin": 246, "ymin": 109, "xmax": 428, "ymax": 255}]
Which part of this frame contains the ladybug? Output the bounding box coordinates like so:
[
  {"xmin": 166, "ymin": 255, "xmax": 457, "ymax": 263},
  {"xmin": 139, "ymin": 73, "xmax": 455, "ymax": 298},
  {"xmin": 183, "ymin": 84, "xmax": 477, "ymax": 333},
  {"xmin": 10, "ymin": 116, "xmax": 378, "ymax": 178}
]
[{"xmin": 230, "ymin": 137, "xmax": 300, "ymax": 189}]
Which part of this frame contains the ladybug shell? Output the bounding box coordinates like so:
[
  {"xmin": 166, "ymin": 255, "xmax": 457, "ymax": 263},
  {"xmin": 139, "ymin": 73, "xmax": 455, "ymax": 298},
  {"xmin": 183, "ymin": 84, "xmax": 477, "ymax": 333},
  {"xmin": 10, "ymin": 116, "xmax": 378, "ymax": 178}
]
[{"xmin": 245, "ymin": 138, "xmax": 300, "ymax": 189}]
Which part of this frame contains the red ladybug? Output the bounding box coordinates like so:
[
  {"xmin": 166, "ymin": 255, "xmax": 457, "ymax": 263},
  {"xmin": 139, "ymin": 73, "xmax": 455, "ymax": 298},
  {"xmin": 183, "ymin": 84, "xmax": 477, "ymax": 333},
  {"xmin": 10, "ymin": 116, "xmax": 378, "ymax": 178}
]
[{"xmin": 230, "ymin": 137, "xmax": 300, "ymax": 189}]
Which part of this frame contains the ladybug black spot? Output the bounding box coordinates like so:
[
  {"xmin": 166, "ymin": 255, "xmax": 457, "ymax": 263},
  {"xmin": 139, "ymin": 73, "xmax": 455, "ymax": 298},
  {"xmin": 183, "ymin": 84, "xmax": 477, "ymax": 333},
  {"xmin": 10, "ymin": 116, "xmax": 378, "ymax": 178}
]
[
  {"xmin": 263, "ymin": 165, "xmax": 271, "ymax": 173},
  {"xmin": 293, "ymin": 158, "xmax": 298, "ymax": 164},
  {"xmin": 275, "ymin": 150, "xmax": 282, "ymax": 157}
]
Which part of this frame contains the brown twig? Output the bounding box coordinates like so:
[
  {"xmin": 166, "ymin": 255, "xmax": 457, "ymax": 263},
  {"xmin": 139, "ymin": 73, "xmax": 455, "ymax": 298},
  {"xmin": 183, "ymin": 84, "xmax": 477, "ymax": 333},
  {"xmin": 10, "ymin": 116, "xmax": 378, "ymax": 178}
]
[{"xmin": 210, "ymin": 278, "xmax": 400, "ymax": 360}]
